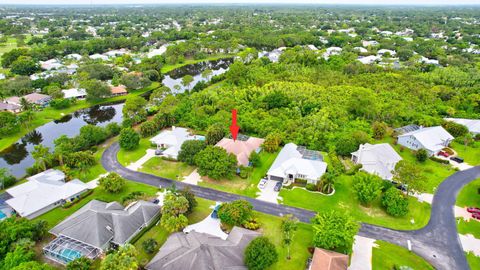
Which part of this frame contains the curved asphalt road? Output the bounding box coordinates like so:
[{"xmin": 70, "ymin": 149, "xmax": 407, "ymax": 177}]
[{"xmin": 102, "ymin": 142, "xmax": 480, "ymax": 270}]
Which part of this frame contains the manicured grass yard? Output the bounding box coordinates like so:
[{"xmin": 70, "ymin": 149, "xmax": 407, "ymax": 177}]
[
  {"xmin": 280, "ymin": 175, "xmax": 431, "ymax": 230},
  {"xmin": 34, "ymin": 180, "xmax": 159, "ymax": 229},
  {"xmin": 140, "ymin": 157, "xmax": 196, "ymax": 180},
  {"xmin": 451, "ymin": 141, "xmax": 480, "ymax": 166},
  {"xmin": 256, "ymin": 212, "xmax": 314, "ymax": 270},
  {"xmin": 372, "ymin": 240, "xmax": 434, "ymax": 270},
  {"xmin": 133, "ymin": 197, "xmax": 215, "ymax": 266},
  {"xmin": 456, "ymin": 178, "xmax": 480, "ymax": 208},
  {"xmin": 117, "ymin": 137, "xmax": 153, "ymax": 166},
  {"xmin": 377, "ymin": 136, "xmax": 456, "ymax": 193},
  {"xmin": 466, "ymin": 252, "xmax": 480, "ymax": 270},
  {"xmin": 199, "ymin": 150, "xmax": 279, "ymax": 198}
]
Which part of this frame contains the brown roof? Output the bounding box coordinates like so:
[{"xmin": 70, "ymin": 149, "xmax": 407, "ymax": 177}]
[
  {"xmin": 110, "ymin": 85, "xmax": 127, "ymax": 95},
  {"xmin": 310, "ymin": 248, "xmax": 349, "ymax": 270},
  {"xmin": 215, "ymin": 137, "xmax": 264, "ymax": 166}
]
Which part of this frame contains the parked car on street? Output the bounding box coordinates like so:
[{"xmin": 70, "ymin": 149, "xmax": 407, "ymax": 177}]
[
  {"xmin": 450, "ymin": 156, "xmax": 464, "ymax": 163},
  {"xmin": 467, "ymin": 207, "xmax": 480, "ymax": 214},
  {"xmin": 258, "ymin": 179, "xmax": 267, "ymax": 189},
  {"xmin": 274, "ymin": 182, "xmax": 282, "ymax": 192},
  {"xmin": 155, "ymin": 149, "xmax": 163, "ymax": 155},
  {"xmin": 438, "ymin": 151, "xmax": 449, "ymax": 157}
]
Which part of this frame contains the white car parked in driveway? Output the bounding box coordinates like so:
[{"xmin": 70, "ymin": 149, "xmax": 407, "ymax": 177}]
[{"xmin": 258, "ymin": 178, "xmax": 268, "ymax": 189}]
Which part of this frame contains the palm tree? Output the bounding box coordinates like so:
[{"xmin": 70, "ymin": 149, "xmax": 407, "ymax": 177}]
[
  {"xmin": 31, "ymin": 145, "xmax": 51, "ymax": 171},
  {"xmin": 20, "ymin": 97, "xmax": 32, "ymax": 111},
  {"xmin": 319, "ymin": 171, "xmax": 336, "ymax": 194}
]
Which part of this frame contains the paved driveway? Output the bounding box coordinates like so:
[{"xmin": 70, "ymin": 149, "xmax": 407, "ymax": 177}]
[
  {"xmin": 256, "ymin": 179, "xmax": 281, "ymax": 204},
  {"xmin": 102, "ymin": 142, "xmax": 480, "ymax": 270}
]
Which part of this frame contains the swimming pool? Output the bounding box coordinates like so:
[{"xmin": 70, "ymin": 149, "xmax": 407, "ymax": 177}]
[
  {"xmin": 60, "ymin": 248, "xmax": 82, "ymax": 261},
  {"xmin": 0, "ymin": 211, "xmax": 6, "ymax": 220}
]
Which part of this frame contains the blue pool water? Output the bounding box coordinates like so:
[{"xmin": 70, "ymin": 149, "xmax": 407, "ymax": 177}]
[
  {"xmin": 60, "ymin": 249, "xmax": 82, "ymax": 261},
  {"xmin": 0, "ymin": 211, "xmax": 7, "ymax": 220}
]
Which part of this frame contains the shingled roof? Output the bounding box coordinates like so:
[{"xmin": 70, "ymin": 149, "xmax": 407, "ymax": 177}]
[
  {"xmin": 146, "ymin": 226, "xmax": 260, "ymax": 270},
  {"xmin": 49, "ymin": 200, "xmax": 160, "ymax": 250}
]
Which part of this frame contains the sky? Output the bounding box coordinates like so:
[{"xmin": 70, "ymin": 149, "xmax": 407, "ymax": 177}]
[{"xmin": 1, "ymin": 0, "xmax": 479, "ymax": 5}]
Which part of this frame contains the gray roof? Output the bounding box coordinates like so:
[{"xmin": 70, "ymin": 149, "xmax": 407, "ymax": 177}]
[
  {"xmin": 146, "ymin": 226, "xmax": 260, "ymax": 270},
  {"xmin": 49, "ymin": 200, "xmax": 160, "ymax": 249},
  {"xmin": 0, "ymin": 102, "xmax": 21, "ymax": 111}
]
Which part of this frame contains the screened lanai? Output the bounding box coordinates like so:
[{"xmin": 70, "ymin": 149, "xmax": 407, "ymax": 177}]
[{"xmin": 43, "ymin": 235, "xmax": 101, "ymax": 265}]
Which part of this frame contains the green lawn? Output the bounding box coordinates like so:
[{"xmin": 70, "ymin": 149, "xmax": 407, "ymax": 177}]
[
  {"xmin": 466, "ymin": 252, "xmax": 480, "ymax": 270},
  {"xmin": 0, "ymin": 82, "xmax": 160, "ymax": 152},
  {"xmin": 457, "ymin": 218, "xmax": 480, "ymax": 239},
  {"xmin": 372, "ymin": 240, "xmax": 434, "ymax": 270},
  {"xmin": 133, "ymin": 197, "xmax": 215, "ymax": 266},
  {"xmin": 451, "ymin": 141, "xmax": 480, "ymax": 166},
  {"xmin": 34, "ymin": 180, "xmax": 159, "ymax": 229},
  {"xmin": 456, "ymin": 178, "xmax": 480, "ymax": 208},
  {"xmin": 280, "ymin": 175, "xmax": 431, "ymax": 230},
  {"xmin": 117, "ymin": 137, "xmax": 153, "ymax": 166},
  {"xmin": 0, "ymin": 37, "xmax": 19, "ymax": 56},
  {"xmin": 256, "ymin": 212, "xmax": 314, "ymax": 270},
  {"xmin": 377, "ymin": 137, "xmax": 456, "ymax": 193},
  {"xmin": 199, "ymin": 150, "xmax": 279, "ymax": 198},
  {"xmin": 139, "ymin": 157, "xmax": 195, "ymax": 180}
]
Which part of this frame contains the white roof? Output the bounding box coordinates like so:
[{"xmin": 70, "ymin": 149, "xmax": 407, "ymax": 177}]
[
  {"xmin": 444, "ymin": 118, "xmax": 480, "ymax": 134},
  {"xmin": 351, "ymin": 143, "xmax": 402, "ymax": 180},
  {"xmin": 6, "ymin": 169, "xmax": 89, "ymax": 218},
  {"xmin": 358, "ymin": 55, "xmax": 379, "ymax": 64},
  {"xmin": 150, "ymin": 127, "xmax": 203, "ymax": 158},
  {"xmin": 398, "ymin": 126, "xmax": 454, "ymax": 152},
  {"xmin": 354, "ymin": 47, "xmax": 368, "ymax": 53},
  {"xmin": 377, "ymin": 49, "xmax": 397, "ymax": 56},
  {"xmin": 62, "ymin": 88, "xmax": 87, "ymax": 99},
  {"xmin": 267, "ymin": 143, "xmax": 327, "ymax": 181},
  {"xmin": 89, "ymin": 54, "xmax": 109, "ymax": 61},
  {"xmin": 65, "ymin": 53, "xmax": 82, "ymax": 60},
  {"xmin": 147, "ymin": 44, "xmax": 169, "ymax": 58}
]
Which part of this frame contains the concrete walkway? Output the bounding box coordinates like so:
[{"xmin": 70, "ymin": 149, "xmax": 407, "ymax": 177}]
[
  {"xmin": 86, "ymin": 173, "xmax": 108, "ymax": 189},
  {"xmin": 126, "ymin": 149, "xmax": 156, "ymax": 171},
  {"xmin": 183, "ymin": 203, "xmax": 228, "ymax": 240},
  {"xmin": 459, "ymin": 234, "xmax": 480, "ymax": 256},
  {"xmin": 182, "ymin": 169, "xmax": 202, "ymax": 185},
  {"xmin": 349, "ymin": 235, "xmax": 377, "ymax": 270}
]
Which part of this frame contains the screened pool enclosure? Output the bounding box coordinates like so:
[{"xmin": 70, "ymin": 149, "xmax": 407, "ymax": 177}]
[{"xmin": 43, "ymin": 235, "xmax": 101, "ymax": 264}]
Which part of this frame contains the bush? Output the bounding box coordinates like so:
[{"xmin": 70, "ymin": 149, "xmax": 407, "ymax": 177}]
[
  {"xmin": 139, "ymin": 121, "xmax": 158, "ymax": 137},
  {"xmin": 442, "ymin": 121, "xmax": 469, "ymax": 137},
  {"xmin": 121, "ymin": 191, "xmax": 147, "ymax": 204},
  {"xmin": 353, "ymin": 172, "xmax": 383, "ymax": 207},
  {"xmin": 244, "ymin": 237, "xmax": 278, "ymax": 270},
  {"xmin": 195, "ymin": 146, "xmax": 237, "ymax": 180},
  {"xmin": 66, "ymin": 257, "xmax": 92, "ymax": 270},
  {"xmin": 98, "ymin": 173, "xmax": 126, "ymax": 193},
  {"xmin": 142, "ymin": 238, "xmax": 159, "ymax": 254},
  {"xmin": 242, "ymin": 217, "xmax": 260, "ymax": 230},
  {"xmin": 50, "ymin": 98, "xmax": 71, "ymax": 109},
  {"xmin": 218, "ymin": 200, "xmax": 253, "ymax": 226},
  {"xmin": 119, "ymin": 128, "xmax": 140, "ymax": 150},
  {"xmin": 429, "ymin": 156, "xmax": 450, "ymax": 164},
  {"xmin": 105, "ymin": 122, "xmax": 121, "ymax": 137},
  {"xmin": 382, "ymin": 187, "xmax": 409, "ymax": 217},
  {"xmin": 415, "ymin": 149, "xmax": 428, "ymax": 162},
  {"xmin": 249, "ymin": 151, "xmax": 261, "ymax": 167},
  {"xmin": 306, "ymin": 183, "xmax": 317, "ymax": 191},
  {"xmin": 177, "ymin": 140, "xmax": 207, "ymax": 166}
]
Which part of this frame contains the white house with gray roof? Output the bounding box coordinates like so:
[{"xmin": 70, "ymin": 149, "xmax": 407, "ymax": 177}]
[
  {"xmin": 397, "ymin": 126, "xmax": 454, "ymax": 156},
  {"xmin": 43, "ymin": 199, "xmax": 160, "ymax": 264},
  {"xmin": 150, "ymin": 127, "xmax": 205, "ymax": 159},
  {"xmin": 351, "ymin": 143, "xmax": 402, "ymax": 180},
  {"xmin": 6, "ymin": 169, "xmax": 89, "ymax": 219},
  {"xmin": 444, "ymin": 118, "xmax": 480, "ymax": 135},
  {"xmin": 267, "ymin": 143, "xmax": 327, "ymax": 184}
]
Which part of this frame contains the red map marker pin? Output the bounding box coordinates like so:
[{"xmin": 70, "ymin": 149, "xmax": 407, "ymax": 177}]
[{"xmin": 230, "ymin": 109, "xmax": 240, "ymax": 141}]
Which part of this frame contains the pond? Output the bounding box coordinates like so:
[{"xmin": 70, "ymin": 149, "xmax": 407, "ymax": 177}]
[
  {"xmin": 0, "ymin": 103, "xmax": 124, "ymax": 178},
  {"xmin": 162, "ymin": 57, "xmax": 233, "ymax": 93},
  {"xmin": 0, "ymin": 58, "xmax": 233, "ymax": 178}
]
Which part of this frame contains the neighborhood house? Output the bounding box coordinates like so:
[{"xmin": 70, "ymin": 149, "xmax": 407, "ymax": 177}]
[
  {"xmin": 351, "ymin": 143, "xmax": 402, "ymax": 180},
  {"xmin": 397, "ymin": 126, "xmax": 454, "ymax": 156},
  {"xmin": 0, "ymin": 102, "xmax": 22, "ymax": 113},
  {"xmin": 145, "ymin": 226, "xmax": 260, "ymax": 270},
  {"xmin": 215, "ymin": 135, "xmax": 264, "ymax": 167},
  {"xmin": 43, "ymin": 199, "xmax": 160, "ymax": 265},
  {"xmin": 267, "ymin": 143, "xmax": 327, "ymax": 185},
  {"xmin": 5, "ymin": 93, "xmax": 52, "ymax": 107},
  {"xmin": 62, "ymin": 88, "xmax": 87, "ymax": 99},
  {"xmin": 444, "ymin": 118, "xmax": 480, "ymax": 135},
  {"xmin": 5, "ymin": 169, "xmax": 89, "ymax": 219},
  {"xmin": 110, "ymin": 85, "xmax": 128, "ymax": 96},
  {"xmin": 308, "ymin": 248, "xmax": 349, "ymax": 270},
  {"xmin": 150, "ymin": 127, "xmax": 205, "ymax": 159}
]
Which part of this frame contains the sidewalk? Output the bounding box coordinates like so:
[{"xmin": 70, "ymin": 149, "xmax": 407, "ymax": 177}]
[
  {"xmin": 126, "ymin": 149, "xmax": 156, "ymax": 171},
  {"xmin": 348, "ymin": 235, "xmax": 377, "ymax": 270}
]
